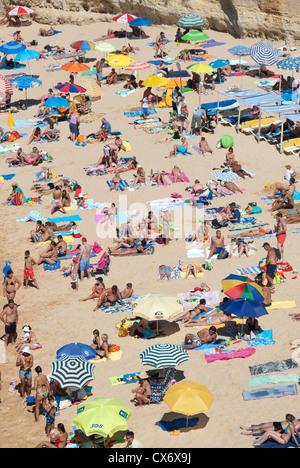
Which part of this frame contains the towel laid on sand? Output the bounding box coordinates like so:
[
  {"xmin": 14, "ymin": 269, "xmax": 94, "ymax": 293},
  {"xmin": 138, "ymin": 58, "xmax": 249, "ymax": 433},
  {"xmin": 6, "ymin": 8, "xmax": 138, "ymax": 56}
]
[
  {"xmin": 243, "ymin": 384, "xmax": 298, "ymax": 401},
  {"xmin": 248, "ymin": 373, "xmax": 299, "ymax": 387},
  {"xmin": 247, "ymin": 330, "xmax": 275, "ymax": 347},
  {"xmin": 205, "ymin": 347, "xmax": 256, "ymax": 363},
  {"xmin": 249, "ymin": 359, "xmax": 299, "ymax": 376},
  {"xmin": 157, "ymin": 417, "xmax": 199, "ymax": 432}
]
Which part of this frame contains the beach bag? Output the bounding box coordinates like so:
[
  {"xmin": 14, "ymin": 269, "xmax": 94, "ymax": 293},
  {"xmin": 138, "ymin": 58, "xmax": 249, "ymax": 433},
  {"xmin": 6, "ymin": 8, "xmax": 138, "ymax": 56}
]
[
  {"xmin": 205, "ymin": 260, "xmax": 214, "ymax": 271},
  {"xmin": 11, "ymin": 131, "xmax": 20, "ymax": 139},
  {"xmin": 118, "ymin": 326, "xmax": 128, "ymax": 337},
  {"xmin": 217, "ymin": 248, "xmax": 229, "ymax": 260},
  {"xmin": 92, "ymin": 242, "xmax": 102, "ymax": 254}
]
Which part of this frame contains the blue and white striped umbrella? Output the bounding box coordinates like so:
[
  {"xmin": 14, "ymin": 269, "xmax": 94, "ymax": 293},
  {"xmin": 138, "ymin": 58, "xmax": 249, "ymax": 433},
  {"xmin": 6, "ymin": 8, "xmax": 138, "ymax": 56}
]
[
  {"xmin": 177, "ymin": 14, "xmax": 205, "ymax": 28},
  {"xmin": 50, "ymin": 355, "xmax": 95, "ymax": 389},
  {"xmin": 228, "ymin": 45, "xmax": 250, "ymax": 56},
  {"xmin": 140, "ymin": 343, "xmax": 189, "ymax": 368},
  {"xmin": 250, "ymin": 41, "xmax": 279, "ymax": 66}
]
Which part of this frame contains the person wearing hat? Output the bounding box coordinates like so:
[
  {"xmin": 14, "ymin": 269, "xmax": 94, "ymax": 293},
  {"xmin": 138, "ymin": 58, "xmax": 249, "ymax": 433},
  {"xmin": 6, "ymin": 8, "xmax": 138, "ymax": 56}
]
[
  {"xmin": 71, "ymin": 257, "xmax": 80, "ymax": 291},
  {"xmin": 79, "ymin": 277, "xmax": 105, "ymax": 302},
  {"xmin": 3, "ymin": 182, "xmax": 24, "ymax": 206},
  {"xmin": 78, "ymin": 237, "xmax": 91, "ymax": 281},
  {"xmin": 16, "ymin": 346, "xmax": 34, "ymax": 400},
  {"xmin": 132, "ymin": 372, "xmax": 152, "ymax": 406},
  {"xmin": 16, "ymin": 325, "xmax": 40, "ymax": 354},
  {"xmin": 284, "ymin": 165, "xmax": 296, "ymax": 182}
]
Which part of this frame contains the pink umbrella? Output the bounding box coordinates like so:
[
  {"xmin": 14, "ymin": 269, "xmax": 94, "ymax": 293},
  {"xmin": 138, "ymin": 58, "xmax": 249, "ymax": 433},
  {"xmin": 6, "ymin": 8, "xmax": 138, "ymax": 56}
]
[
  {"xmin": 125, "ymin": 61, "xmax": 151, "ymax": 82},
  {"xmin": 0, "ymin": 76, "xmax": 13, "ymax": 94},
  {"xmin": 7, "ymin": 6, "xmax": 33, "ymax": 16}
]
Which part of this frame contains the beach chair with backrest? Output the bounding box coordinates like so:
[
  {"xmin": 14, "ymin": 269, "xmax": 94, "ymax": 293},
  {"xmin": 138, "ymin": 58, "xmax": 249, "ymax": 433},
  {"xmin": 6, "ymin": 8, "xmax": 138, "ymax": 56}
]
[
  {"xmin": 241, "ymin": 117, "xmax": 281, "ymax": 136},
  {"xmin": 279, "ymin": 137, "xmax": 300, "ymax": 156}
]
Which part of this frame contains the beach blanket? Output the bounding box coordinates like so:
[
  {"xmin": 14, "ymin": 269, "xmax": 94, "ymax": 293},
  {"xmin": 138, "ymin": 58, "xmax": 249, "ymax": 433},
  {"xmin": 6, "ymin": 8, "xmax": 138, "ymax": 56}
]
[
  {"xmin": 80, "ymin": 112, "xmax": 105, "ymax": 124},
  {"xmin": 228, "ymin": 221, "xmax": 268, "ymax": 231},
  {"xmin": 180, "ymin": 339, "xmax": 226, "ymax": 351},
  {"xmin": 177, "ymin": 291, "xmax": 219, "ymax": 308},
  {"xmin": 236, "ymin": 266, "xmax": 262, "ymax": 275},
  {"xmin": 157, "ymin": 417, "xmax": 199, "ymax": 432},
  {"xmin": 124, "ymin": 109, "xmax": 157, "ymax": 117},
  {"xmin": 205, "ymin": 347, "xmax": 256, "ymax": 363},
  {"xmin": 114, "ymin": 89, "xmax": 137, "ymax": 97},
  {"xmin": 266, "ymin": 301, "xmax": 297, "ymax": 310},
  {"xmin": 47, "ymin": 215, "xmax": 83, "ymax": 223},
  {"xmin": 249, "ymin": 359, "xmax": 299, "ymax": 376},
  {"xmin": 4, "ymin": 119, "xmax": 46, "ymax": 130},
  {"xmin": 243, "ymin": 384, "xmax": 298, "ymax": 401},
  {"xmin": 248, "ymin": 373, "xmax": 299, "ymax": 387},
  {"xmin": 198, "ymin": 39, "xmax": 226, "ymax": 48},
  {"xmin": 106, "ymin": 180, "xmax": 129, "ymax": 190},
  {"xmin": 247, "ymin": 330, "xmax": 275, "ymax": 347}
]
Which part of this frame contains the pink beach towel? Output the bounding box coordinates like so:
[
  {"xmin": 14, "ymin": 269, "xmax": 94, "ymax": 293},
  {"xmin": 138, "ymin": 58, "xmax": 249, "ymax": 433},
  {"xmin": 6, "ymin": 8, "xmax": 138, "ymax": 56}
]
[
  {"xmin": 205, "ymin": 347, "xmax": 256, "ymax": 363},
  {"xmin": 167, "ymin": 172, "xmax": 190, "ymax": 184}
]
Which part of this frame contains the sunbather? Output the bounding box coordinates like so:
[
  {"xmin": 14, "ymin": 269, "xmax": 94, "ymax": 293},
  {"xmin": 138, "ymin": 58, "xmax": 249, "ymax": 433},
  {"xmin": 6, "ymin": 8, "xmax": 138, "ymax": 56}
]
[
  {"xmin": 184, "ymin": 309, "xmax": 233, "ymax": 327},
  {"xmin": 240, "ymin": 414, "xmax": 300, "ymax": 436},
  {"xmin": 80, "ymin": 278, "xmax": 105, "ymax": 302},
  {"xmin": 28, "ymin": 127, "xmax": 42, "ymax": 145},
  {"xmin": 269, "ymin": 189, "xmax": 294, "ymax": 212},
  {"xmin": 38, "ymin": 27, "xmax": 55, "ymax": 37},
  {"xmin": 37, "ymin": 241, "xmax": 58, "ymax": 265},
  {"xmin": 171, "ymin": 165, "xmax": 185, "ymax": 183},
  {"xmin": 182, "ymin": 326, "xmax": 218, "ymax": 348},
  {"xmin": 227, "ymin": 227, "xmax": 273, "ymax": 239},
  {"xmin": 174, "ymin": 299, "xmax": 210, "ymax": 324},
  {"xmin": 109, "ymin": 172, "xmax": 122, "ymax": 191},
  {"xmin": 131, "ymin": 373, "xmax": 152, "ymax": 407},
  {"xmin": 166, "ymin": 137, "xmax": 189, "ymax": 158},
  {"xmin": 108, "ymin": 239, "xmax": 152, "ymax": 256},
  {"xmin": 93, "ymin": 284, "xmax": 123, "ymax": 311},
  {"xmin": 252, "ymin": 415, "xmax": 300, "ymax": 447},
  {"xmin": 106, "ymin": 68, "xmax": 118, "ymax": 85}
]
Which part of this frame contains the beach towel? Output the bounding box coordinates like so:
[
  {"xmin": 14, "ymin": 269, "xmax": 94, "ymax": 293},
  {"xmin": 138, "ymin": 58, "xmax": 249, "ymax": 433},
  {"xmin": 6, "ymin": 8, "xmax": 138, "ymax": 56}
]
[
  {"xmin": 247, "ymin": 330, "xmax": 275, "ymax": 347},
  {"xmin": 249, "ymin": 359, "xmax": 299, "ymax": 376},
  {"xmin": 124, "ymin": 109, "xmax": 157, "ymax": 117},
  {"xmin": 228, "ymin": 222, "xmax": 268, "ymax": 231},
  {"xmin": 266, "ymin": 301, "xmax": 297, "ymax": 310},
  {"xmin": 243, "ymin": 384, "xmax": 298, "ymax": 401},
  {"xmin": 236, "ymin": 266, "xmax": 262, "ymax": 275},
  {"xmin": 186, "ymin": 249, "xmax": 205, "ymax": 258},
  {"xmin": 198, "ymin": 39, "xmax": 226, "ymax": 48},
  {"xmin": 80, "ymin": 112, "xmax": 105, "ymax": 124},
  {"xmin": 211, "ymin": 170, "xmax": 242, "ymax": 181},
  {"xmin": 179, "ymin": 339, "xmax": 226, "ymax": 351},
  {"xmin": 90, "ymin": 350, "xmax": 122, "ymax": 362},
  {"xmin": 0, "ymin": 173, "xmax": 16, "ymax": 181},
  {"xmin": 148, "ymin": 197, "xmax": 186, "ymax": 211},
  {"xmin": 106, "ymin": 180, "xmax": 129, "ymax": 190},
  {"xmin": 47, "ymin": 215, "xmax": 83, "ymax": 223},
  {"xmin": 205, "ymin": 347, "xmax": 256, "ymax": 363},
  {"xmin": 177, "ymin": 291, "xmax": 220, "ymax": 308},
  {"xmin": 248, "ymin": 373, "xmax": 299, "ymax": 387},
  {"xmin": 114, "ymin": 89, "xmax": 137, "ymax": 97},
  {"xmin": 156, "ymin": 417, "xmax": 199, "ymax": 432}
]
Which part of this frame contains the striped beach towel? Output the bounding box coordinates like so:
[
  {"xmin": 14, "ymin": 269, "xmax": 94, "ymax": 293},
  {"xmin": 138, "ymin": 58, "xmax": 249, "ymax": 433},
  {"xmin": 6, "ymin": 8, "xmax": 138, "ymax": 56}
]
[{"xmin": 236, "ymin": 266, "xmax": 261, "ymax": 275}]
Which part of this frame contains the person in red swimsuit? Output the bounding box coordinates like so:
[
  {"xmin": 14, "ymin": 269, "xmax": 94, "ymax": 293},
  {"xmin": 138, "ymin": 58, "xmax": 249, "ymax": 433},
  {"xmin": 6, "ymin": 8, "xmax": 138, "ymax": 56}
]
[
  {"xmin": 274, "ymin": 212, "xmax": 287, "ymax": 262},
  {"xmin": 34, "ymin": 423, "xmax": 68, "ymax": 448}
]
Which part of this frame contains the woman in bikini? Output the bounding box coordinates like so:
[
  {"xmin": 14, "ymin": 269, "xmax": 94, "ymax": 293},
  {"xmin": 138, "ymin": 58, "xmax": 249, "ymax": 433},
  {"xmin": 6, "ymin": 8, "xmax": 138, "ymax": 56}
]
[
  {"xmin": 132, "ymin": 166, "xmax": 146, "ymax": 185},
  {"xmin": 185, "ymin": 310, "xmax": 233, "ymax": 327},
  {"xmin": 33, "ymin": 366, "xmax": 49, "ymax": 422},
  {"xmin": 109, "ymin": 239, "xmax": 151, "ymax": 256},
  {"xmin": 171, "ymin": 165, "xmax": 185, "ymax": 183},
  {"xmin": 92, "ymin": 333, "xmax": 110, "ymax": 360},
  {"xmin": 35, "ymin": 423, "xmax": 68, "ymax": 448},
  {"xmin": 252, "ymin": 414, "xmax": 300, "ymax": 447},
  {"xmin": 3, "ymin": 270, "xmax": 21, "ymax": 301},
  {"xmin": 132, "ymin": 373, "xmax": 152, "ymax": 407}
]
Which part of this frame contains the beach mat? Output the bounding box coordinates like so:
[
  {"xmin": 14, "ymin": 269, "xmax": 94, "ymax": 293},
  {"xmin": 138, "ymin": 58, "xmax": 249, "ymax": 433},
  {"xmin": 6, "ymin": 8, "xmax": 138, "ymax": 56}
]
[
  {"xmin": 47, "ymin": 215, "xmax": 83, "ymax": 223},
  {"xmin": 157, "ymin": 417, "xmax": 199, "ymax": 432},
  {"xmin": 247, "ymin": 330, "xmax": 275, "ymax": 347},
  {"xmin": 243, "ymin": 384, "xmax": 298, "ymax": 401},
  {"xmin": 205, "ymin": 347, "xmax": 256, "ymax": 363},
  {"xmin": 249, "ymin": 359, "xmax": 299, "ymax": 376},
  {"xmin": 266, "ymin": 301, "xmax": 297, "ymax": 310},
  {"xmin": 248, "ymin": 373, "xmax": 299, "ymax": 387}
]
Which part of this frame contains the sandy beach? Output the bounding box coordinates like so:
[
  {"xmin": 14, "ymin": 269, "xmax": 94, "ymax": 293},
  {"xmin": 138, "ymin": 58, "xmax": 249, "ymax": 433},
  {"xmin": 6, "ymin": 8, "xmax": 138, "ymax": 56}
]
[{"xmin": 1, "ymin": 18, "xmax": 300, "ymax": 449}]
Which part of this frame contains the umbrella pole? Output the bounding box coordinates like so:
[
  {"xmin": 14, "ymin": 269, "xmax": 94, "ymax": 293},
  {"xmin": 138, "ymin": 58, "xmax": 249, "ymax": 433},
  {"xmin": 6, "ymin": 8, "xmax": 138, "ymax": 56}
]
[
  {"xmin": 280, "ymin": 118, "xmax": 284, "ymax": 154},
  {"xmin": 257, "ymin": 110, "xmax": 261, "ymax": 143},
  {"xmin": 186, "ymin": 415, "xmax": 189, "ymax": 428},
  {"xmin": 25, "ymin": 88, "xmax": 28, "ymax": 109},
  {"xmin": 237, "ymin": 103, "xmax": 241, "ymax": 133}
]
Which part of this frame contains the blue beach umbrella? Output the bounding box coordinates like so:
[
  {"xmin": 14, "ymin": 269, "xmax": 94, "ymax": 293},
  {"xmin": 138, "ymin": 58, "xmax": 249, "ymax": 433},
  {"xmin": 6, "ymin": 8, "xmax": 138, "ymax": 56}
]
[
  {"xmin": 10, "ymin": 75, "xmax": 42, "ymax": 108},
  {"xmin": 221, "ymin": 298, "xmax": 269, "ymax": 319},
  {"xmin": 43, "ymin": 96, "xmax": 69, "ymax": 109},
  {"xmin": 228, "ymin": 45, "xmax": 250, "ymax": 56},
  {"xmin": 277, "ymin": 58, "xmax": 300, "ymax": 72},
  {"xmin": 14, "ymin": 49, "xmax": 41, "ymax": 74},
  {"xmin": 129, "ymin": 17, "xmax": 152, "ymax": 27},
  {"xmin": 209, "ymin": 59, "xmax": 230, "ymax": 69},
  {"xmin": 56, "ymin": 342, "xmax": 96, "ymax": 360},
  {"xmin": 250, "ymin": 41, "xmax": 279, "ymax": 66},
  {"xmin": 0, "ymin": 41, "xmax": 26, "ymax": 55},
  {"xmin": 177, "ymin": 14, "xmax": 205, "ymax": 28}
]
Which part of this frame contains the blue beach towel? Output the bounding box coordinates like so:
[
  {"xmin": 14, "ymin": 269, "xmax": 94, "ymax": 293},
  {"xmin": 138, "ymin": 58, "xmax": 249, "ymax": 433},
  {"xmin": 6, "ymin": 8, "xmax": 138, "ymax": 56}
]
[
  {"xmin": 47, "ymin": 215, "xmax": 83, "ymax": 223},
  {"xmin": 124, "ymin": 109, "xmax": 157, "ymax": 117},
  {"xmin": 157, "ymin": 417, "xmax": 199, "ymax": 432},
  {"xmin": 107, "ymin": 180, "xmax": 129, "ymax": 190},
  {"xmin": 1, "ymin": 173, "xmax": 16, "ymax": 180},
  {"xmin": 247, "ymin": 330, "xmax": 275, "ymax": 347},
  {"xmin": 243, "ymin": 384, "xmax": 298, "ymax": 401}
]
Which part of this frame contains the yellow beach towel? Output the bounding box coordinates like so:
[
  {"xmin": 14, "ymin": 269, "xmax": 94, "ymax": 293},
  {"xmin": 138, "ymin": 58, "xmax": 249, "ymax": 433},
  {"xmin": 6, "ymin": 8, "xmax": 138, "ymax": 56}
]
[
  {"xmin": 89, "ymin": 350, "xmax": 122, "ymax": 363},
  {"xmin": 266, "ymin": 301, "xmax": 297, "ymax": 310}
]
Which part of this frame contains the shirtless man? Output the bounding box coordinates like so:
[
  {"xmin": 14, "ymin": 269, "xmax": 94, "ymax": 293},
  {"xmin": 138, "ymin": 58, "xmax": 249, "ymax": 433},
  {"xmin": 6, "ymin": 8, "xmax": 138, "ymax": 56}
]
[
  {"xmin": 56, "ymin": 236, "xmax": 68, "ymax": 258},
  {"xmin": 121, "ymin": 283, "xmax": 134, "ymax": 299},
  {"xmin": 109, "ymin": 235, "xmax": 135, "ymax": 253},
  {"xmin": 61, "ymin": 190, "xmax": 71, "ymax": 208},
  {"xmin": 51, "ymin": 186, "xmax": 66, "ymax": 215},
  {"xmin": 262, "ymin": 242, "xmax": 277, "ymax": 289},
  {"xmin": 94, "ymin": 284, "xmax": 123, "ymax": 311},
  {"xmin": 16, "ymin": 347, "xmax": 34, "ymax": 400},
  {"xmin": 182, "ymin": 326, "xmax": 218, "ymax": 349},
  {"xmin": 208, "ymin": 230, "xmax": 225, "ymax": 259},
  {"xmin": 78, "ymin": 237, "xmax": 91, "ymax": 281},
  {"xmin": 0, "ymin": 300, "xmax": 18, "ymax": 347},
  {"xmin": 231, "ymin": 161, "xmax": 252, "ymax": 179},
  {"xmin": 79, "ymin": 277, "xmax": 105, "ymax": 302},
  {"xmin": 274, "ymin": 212, "xmax": 287, "ymax": 262},
  {"xmin": 95, "ymin": 58, "xmax": 105, "ymax": 86},
  {"xmin": 30, "ymin": 221, "xmax": 54, "ymax": 244},
  {"xmin": 37, "ymin": 241, "xmax": 58, "ymax": 266},
  {"xmin": 100, "ymin": 138, "xmax": 126, "ymax": 167},
  {"xmin": 154, "ymin": 32, "xmax": 166, "ymax": 59},
  {"xmin": 24, "ymin": 250, "xmax": 39, "ymax": 289},
  {"xmin": 270, "ymin": 189, "xmax": 294, "ymax": 212}
]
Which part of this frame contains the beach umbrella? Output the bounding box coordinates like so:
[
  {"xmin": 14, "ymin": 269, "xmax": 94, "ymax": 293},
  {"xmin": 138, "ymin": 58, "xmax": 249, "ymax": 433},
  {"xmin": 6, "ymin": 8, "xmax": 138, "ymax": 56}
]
[
  {"xmin": 221, "ymin": 298, "xmax": 269, "ymax": 319},
  {"xmin": 73, "ymin": 78, "xmax": 101, "ymax": 100},
  {"xmin": 250, "ymin": 41, "xmax": 279, "ymax": 66},
  {"xmin": 0, "ymin": 41, "xmax": 26, "ymax": 55},
  {"xmin": 129, "ymin": 17, "xmax": 152, "ymax": 27},
  {"xmin": 209, "ymin": 59, "xmax": 230, "ymax": 69},
  {"xmin": 54, "ymin": 82, "xmax": 87, "ymax": 94},
  {"xmin": 220, "ymin": 134, "xmax": 234, "ymax": 148},
  {"xmin": 177, "ymin": 14, "xmax": 205, "ymax": 28},
  {"xmin": 50, "ymin": 355, "xmax": 95, "ymax": 389},
  {"xmin": 277, "ymin": 58, "xmax": 300, "ymax": 73},
  {"xmin": 125, "ymin": 61, "xmax": 150, "ymax": 71},
  {"xmin": 163, "ymin": 381, "xmax": 214, "ymax": 421},
  {"xmin": 165, "ymin": 78, "xmax": 188, "ymax": 88},
  {"xmin": 43, "ymin": 96, "xmax": 69, "ymax": 109},
  {"xmin": 228, "ymin": 45, "xmax": 250, "ymax": 56},
  {"xmin": 70, "ymin": 40, "xmax": 96, "ymax": 51},
  {"xmin": 131, "ymin": 293, "xmax": 183, "ymax": 322},
  {"xmin": 0, "ymin": 76, "xmax": 13, "ymax": 95},
  {"xmin": 7, "ymin": 6, "xmax": 33, "ymax": 16},
  {"xmin": 142, "ymin": 75, "xmax": 170, "ymax": 88},
  {"xmin": 14, "ymin": 49, "xmax": 41, "ymax": 74},
  {"xmin": 187, "ymin": 63, "xmax": 214, "ymax": 74},
  {"xmin": 72, "ymin": 398, "xmax": 132, "ymax": 438},
  {"xmin": 112, "ymin": 13, "xmax": 137, "ymax": 24},
  {"xmin": 56, "ymin": 342, "xmax": 96, "ymax": 360},
  {"xmin": 140, "ymin": 343, "xmax": 189, "ymax": 369},
  {"xmin": 61, "ymin": 62, "xmax": 91, "ymax": 73},
  {"xmin": 10, "ymin": 75, "xmax": 42, "ymax": 108},
  {"xmin": 106, "ymin": 54, "xmax": 135, "ymax": 68},
  {"xmin": 94, "ymin": 42, "xmax": 116, "ymax": 54},
  {"xmin": 221, "ymin": 274, "xmax": 265, "ymax": 302},
  {"xmin": 181, "ymin": 30, "xmax": 209, "ymax": 42}
]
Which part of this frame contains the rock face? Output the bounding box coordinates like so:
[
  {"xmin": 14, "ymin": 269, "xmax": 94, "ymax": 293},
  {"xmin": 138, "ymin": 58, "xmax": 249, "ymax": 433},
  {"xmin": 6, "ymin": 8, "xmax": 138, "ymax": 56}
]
[{"xmin": 1, "ymin": 0, "xmax": 299, "ymax": 41}]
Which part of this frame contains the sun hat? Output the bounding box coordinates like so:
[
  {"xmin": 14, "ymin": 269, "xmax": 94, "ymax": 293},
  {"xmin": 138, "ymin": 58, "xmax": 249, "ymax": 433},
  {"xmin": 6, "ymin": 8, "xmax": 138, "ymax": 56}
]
[
  {"xmin": 139, "ymin": 371, "xmax": 149, "ymax": 379},
  {"xmin": 22, "ymin": 326, "xmax": 30, "ymax": 332},
  {"xmin": 82, "ymin": 237, "xmax": 87, "ymax": 242},
  {"xmin": 22, "ymin": 346, "xmax": 31, "ymax": 354}
]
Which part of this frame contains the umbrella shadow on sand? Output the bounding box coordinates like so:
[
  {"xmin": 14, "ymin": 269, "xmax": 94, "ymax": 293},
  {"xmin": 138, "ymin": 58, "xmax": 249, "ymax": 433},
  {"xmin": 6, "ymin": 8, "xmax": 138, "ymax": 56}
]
[
  {"xmin": 158, "ymin": 411, "xmax": 210, "ymax": 433},
  {"xmin": 157, "ymin": 320, "xmax": 180, "ymax": 337}
]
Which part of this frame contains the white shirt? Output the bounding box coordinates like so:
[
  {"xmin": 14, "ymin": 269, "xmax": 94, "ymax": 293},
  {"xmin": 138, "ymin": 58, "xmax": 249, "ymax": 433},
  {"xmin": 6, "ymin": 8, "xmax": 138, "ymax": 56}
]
[{"xmin": 127, "ymin": 438, "xmax": 143, "ymax": 448}]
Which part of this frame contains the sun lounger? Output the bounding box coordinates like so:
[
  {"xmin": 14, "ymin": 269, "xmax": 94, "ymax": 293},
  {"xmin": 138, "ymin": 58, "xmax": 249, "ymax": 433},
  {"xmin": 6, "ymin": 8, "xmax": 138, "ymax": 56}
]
[
  {"xmin": 241, "ymin": 117, "xmax": 281, "ymax": 136},
  {"xmin": 278, "ymin": 137, "xmax": 300, "ymax": 155},
  {"xmin": 201, "ymin": 99, "xmax": 239, "ymax": 115}
]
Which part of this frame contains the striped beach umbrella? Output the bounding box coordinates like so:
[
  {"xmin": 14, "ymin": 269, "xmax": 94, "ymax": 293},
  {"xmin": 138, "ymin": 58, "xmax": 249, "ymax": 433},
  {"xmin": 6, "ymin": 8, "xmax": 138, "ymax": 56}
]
[
  {"xmin": 54, "ymin": 82, "xmax": 87, "ymax": 94},
  {"xmin": 72, "ymin": 398, "xmax": 132, "ymax": 438},
  {"xmin": 177, "ymin": 14, "xmax": 205, "ymax": 28},
  {"xmin": 73, "ymin": 78, "xmax": 101, "ymax": 100},
  {"xmin": 112, "ymin": 13, "xmax": 137, "ymax": 24},
  {"xmin": 70, "ymin": 41, "xmax": 96, "ymax": 51},
  {"xmin": 250, "ymin": 41, "xmax": 279, "ymax": 66},
  {"xmin": 125, "ymin": 61, "xmax": 151, "ymax": 71},
  {"xmin": 50, "ymin": 355, "xmax": 95, "ymax": 389},
  {"xmin": 221, "ymin": 274, "xmax": 264, "ymax": 302},
  {"xmin": 94, "ymin": 42, "xmax": 116, "ymax": 53},
  {"xmin": 0, "ymin": 41, "xmax": 26, "ymax": 55},
  {"xmin": 0, "ymin": 76, "xmax": 13, "ymax": 94},
  {"xmin": 140, "ymin": 343, "xmax": 189, "ymax": 368},
  {"xmin": 7, "ymin": 6, "xmax": 33, "ymax": 16}
]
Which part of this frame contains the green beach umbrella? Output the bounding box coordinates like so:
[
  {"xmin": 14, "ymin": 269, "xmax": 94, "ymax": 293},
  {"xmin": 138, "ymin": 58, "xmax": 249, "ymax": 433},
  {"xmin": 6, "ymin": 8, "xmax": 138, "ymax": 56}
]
[
  {"xmin": 181, "ymin": 30, "xmax": 209, "ymax": 42},
  {"xmin": 72, "ymin": 398, "xmax": 132, "ymax": 438}
]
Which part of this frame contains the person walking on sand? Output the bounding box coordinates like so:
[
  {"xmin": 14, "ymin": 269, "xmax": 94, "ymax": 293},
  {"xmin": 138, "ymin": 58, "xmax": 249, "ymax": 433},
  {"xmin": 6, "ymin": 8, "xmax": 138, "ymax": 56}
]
[
  {"xmin": 32, "ymin": 366, "xmax": 49, "ymax": 422},
  {"xmin": 78, "ymin": 237, "xmax": 91, "ymax": 281},
  {"xmin": 24, "ymin": 250, "xmax": 39, "ymax": 290},
  {"xmin": 274, "ymin": 212, "xmax": 287, "ymax": 262}
]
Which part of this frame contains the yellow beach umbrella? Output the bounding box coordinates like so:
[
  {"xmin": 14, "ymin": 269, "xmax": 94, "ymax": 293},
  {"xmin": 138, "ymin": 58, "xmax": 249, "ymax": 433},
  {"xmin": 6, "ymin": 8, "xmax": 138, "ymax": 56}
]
[
  {"xmin": 142, "ymin": 75, "xmax": 170, "ymax": 88},
  {"xmin": 106, "ymin": 54, "xmax": 135, "ymax": 68},
  {"xmin": 165, "ymin": 78, "xmax": 187, "ymax": 88},
  {"xmin": 187, "ymin": 63, "xmax": 214, "ymax": 74},
  {"xmin": 73, "ymin": 78, "xmax": 101, "ymax": 101},
  {"xmin": 130, "ymin": 294, "xmax": 183, "ymax": 321},
  {"xmin": 163, "ymin": 380, "xmax": 214, "ymax": 416}
]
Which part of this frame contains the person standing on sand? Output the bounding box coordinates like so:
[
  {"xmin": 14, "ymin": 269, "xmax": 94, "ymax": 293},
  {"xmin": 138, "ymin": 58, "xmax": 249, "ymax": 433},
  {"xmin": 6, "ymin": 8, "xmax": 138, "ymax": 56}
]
[
  {"xmin": 95, "ymin": 58, "xmax": 105, "ymax": 86},
  {"xmin": 78, "ymin": 237, "xmax": 91, "ymax": 281},
  {"xmin": 51, "ymin": 186, "xmax": 66, "ymax": 215},
  {"xmin": 16, "ymin": 346, "xmax": 33, "ymax": 400},
  {"xmin": 32, "ymin": 366, "xmax": 49, "ymax": 422},
  {"xmin": 0, "ymin": 300, "xmax": 18, "ymax": 347},
  {"xmin": 274, "ymin": 212, "xmax": 287, "ymax": 262},
  {"xmin": 24, "ymin": 250, "xmax": 39, "ymax": 290}
]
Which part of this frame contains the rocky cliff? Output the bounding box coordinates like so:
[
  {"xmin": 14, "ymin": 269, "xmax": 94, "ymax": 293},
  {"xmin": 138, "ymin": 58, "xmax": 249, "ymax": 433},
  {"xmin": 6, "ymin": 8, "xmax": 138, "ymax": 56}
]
[{"xmin": 1, "ymin": 0, "xmax": 299, "ymax": 41}]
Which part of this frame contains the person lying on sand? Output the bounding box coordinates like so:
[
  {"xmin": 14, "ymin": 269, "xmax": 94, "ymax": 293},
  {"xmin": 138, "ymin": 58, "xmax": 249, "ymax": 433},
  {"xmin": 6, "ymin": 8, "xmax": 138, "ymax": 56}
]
[
  {"xmin": 108, "ymin": 239, "xmax": 152, "ymax": 256},
  {"xmin": 182, "ymin": 326, "xmax": 218, "ymax": 349},
  {"xmin": 227, "ymin": 227, "xmax": 273, "ymax": 239},
  {"xmin": 174, "ymin": 299, "xmax": 210, "ymax": 324},
  {"xmin": 240, "ymin": 414, "xmax": 300, "ymax": 436},
  {"xmin": 184, "ymin": 310, "xmax": 233, "ymax": 327},
  {"xmin": 251, "ymin": 415, "xmax": 300, "ymax": 447}
]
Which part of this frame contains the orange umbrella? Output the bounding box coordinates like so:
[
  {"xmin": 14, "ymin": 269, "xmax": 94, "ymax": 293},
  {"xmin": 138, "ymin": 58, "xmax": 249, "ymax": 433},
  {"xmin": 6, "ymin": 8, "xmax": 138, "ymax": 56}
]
[
  {"xmin": 61, "ymin": 62, "xmax": 90, "ymax": 73},
  {"xmin": 165, "ymin": 78, "xmax": 187, "ymax": 88}
]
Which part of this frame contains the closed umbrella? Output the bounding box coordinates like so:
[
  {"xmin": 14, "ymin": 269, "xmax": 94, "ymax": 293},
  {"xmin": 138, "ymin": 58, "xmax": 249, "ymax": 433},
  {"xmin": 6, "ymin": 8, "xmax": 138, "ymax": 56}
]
[
  {"xmin": 181, "ymin": 30, "xmax": 209, "ymax": 42},
  {"xmin": 50, "ymin": 355, "xmax": 95, "ymax": 389},
  {"xmin": 61, "ymin": 62, "xmax": 90, "ymax": 73},
  {"xmin": 56, "ymin": 342, "xmax": 96, "ymax": 360},
  {"xmin": 10, "ymin": 75, "xmax": 42, "ymax": 108},
  {"xmin": 0, "ymin": 76, "xmax": 13, "ymax": 95},
  {"xmin": 177, "ymin": 14, "xmax": 205, "ymax": 28},
  {"xmin": 221, "ymin": 274, "xmax": 264, "ymax": 302},
  {"xmin": 7, "ymin": 6, "xmax": 33, "ymax": 16},
  {"xmin": 72, "ymin": 398, "xmax": 132, "ymax": 438},
  {"xmin": 140, "ymin": 343, "xmax": 189, "ymax": 368},
  {"xmin": 163, "ymin": 380, "xmax": 214, "ymax": 426},
  {"xmin": 0, "ymin": 41, "xmax": 26, "ymax": 55},
  {"xmin": 14, "ymin": 49, "xmax": 41, "ymax": 74}
]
